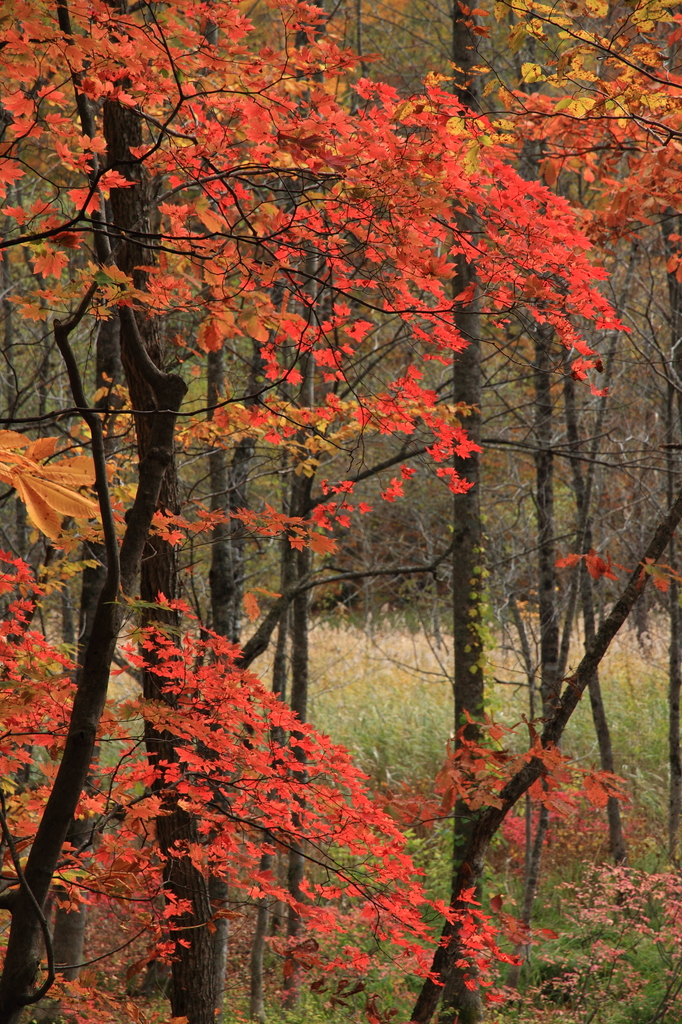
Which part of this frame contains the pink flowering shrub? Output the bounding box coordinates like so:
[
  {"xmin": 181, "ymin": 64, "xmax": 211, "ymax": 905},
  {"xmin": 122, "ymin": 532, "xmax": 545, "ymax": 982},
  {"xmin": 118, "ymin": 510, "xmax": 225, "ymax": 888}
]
[{"xmin": 501, "ymin": 865, "xmax": 682, "ymax": 1023}]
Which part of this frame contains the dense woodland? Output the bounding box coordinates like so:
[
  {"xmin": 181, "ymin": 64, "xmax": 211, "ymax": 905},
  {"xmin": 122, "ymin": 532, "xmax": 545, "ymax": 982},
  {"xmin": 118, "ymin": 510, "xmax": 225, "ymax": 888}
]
[{"xmin": 0, "ymin": 0, "xmax": 681, "ymax": 1022}]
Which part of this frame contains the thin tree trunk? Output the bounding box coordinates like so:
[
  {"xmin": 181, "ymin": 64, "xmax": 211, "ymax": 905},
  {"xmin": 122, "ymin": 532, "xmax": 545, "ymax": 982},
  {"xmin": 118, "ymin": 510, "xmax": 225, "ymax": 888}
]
[
  {"xmin": 249, "ymin": 850, "xmax": 272, "ymax": 1024},
  {"xmin": 0, "ymin": 294, "xmax": 185, "ymax": 1022},
  {"xmin": 51, "ymin": 905, "xmax": 86, "ymax": 983},
  {"xmin": 208, "ymin": 342, "xmax": 261, "ymax": 642},
  {"xmin": 249, "ymin": 557, "xmax": 292, "ymax": 1022},
  {"xmin": 563, "ymin": 347, "xmax": 627, "ymax": 865},
  {"xmin": 50, "ymin": 314, "xmax": 123, "ymax": 986},
  {"xmin": 668, "ymin": 525, "xmax": 681, "ymax": 865},
  {"xmin": 506, "ymin": 805, "xmax": 548, "ymax": 991},
  {"xmin": 533, "ymin": 327, "xmax": 560, "ymax": 715},
  {"xmin": 207, "ymin": 348, "xmax": 231, "ymax": 638},
  {"xmin": 207, "ymin": 339, "xmax": 265, "ymax": 1014},
  {"xmin": 50, "ymin": 577, "xmax": 86, "ymax": 986},
  {"xmin": 506, "ymin": 596, "xmax": 543, "ymax": 991},
  {"xmin": 282, "ymin": 472, "xmax": 313, "ymax": 1009},
  {"xmin": 504, "ymin": 327, "xmax": 560, "ymax": 991},
  {"xmin": 664, "ymin": 212, "xmax": 682, "ymax": 863},
  {"xmin": 206, "ymin": 348, "xmax": 230, "ymax": 1015},
  {"xmin": 667, "ymin": 385, "xmax": 681, "ymax": 864}
]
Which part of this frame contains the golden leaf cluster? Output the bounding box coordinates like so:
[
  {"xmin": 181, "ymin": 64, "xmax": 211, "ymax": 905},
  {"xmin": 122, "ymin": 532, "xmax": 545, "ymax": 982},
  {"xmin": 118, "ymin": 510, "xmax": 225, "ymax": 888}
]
[{"xmin": 0, "ymin": 432, "xmax": 99, "ymax": 540}]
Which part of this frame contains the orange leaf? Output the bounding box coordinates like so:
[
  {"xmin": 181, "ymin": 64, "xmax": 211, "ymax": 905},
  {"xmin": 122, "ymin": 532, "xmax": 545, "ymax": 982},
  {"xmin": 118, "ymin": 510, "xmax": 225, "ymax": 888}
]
[
  {"xmin": 33, "ymin": 248, "xmax": 69, "ymax": 279},
  {"xmin": 555, "ymin": 552, "xmax": 581, "ymax": 569},
  {"xmin": 197, "ymin": 319, "xmax": 223, "ymax": 353},
  {"xmin": 243, "ymin": 591, "xmax": 261, "ymax": 621},
  {"xmin": 0, "ymin": 431, "xmax": 28, "ymax": 450},
  {"xmin": 14, "ymin": 478, "xmax": 61, "ymax": 540}
]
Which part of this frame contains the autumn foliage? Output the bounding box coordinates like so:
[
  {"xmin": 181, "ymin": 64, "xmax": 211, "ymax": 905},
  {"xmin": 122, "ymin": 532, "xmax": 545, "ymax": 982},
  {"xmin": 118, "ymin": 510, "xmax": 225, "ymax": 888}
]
[{"xmin": 2, "ymin": 0, "xmax": 681, "ymax": 1019}]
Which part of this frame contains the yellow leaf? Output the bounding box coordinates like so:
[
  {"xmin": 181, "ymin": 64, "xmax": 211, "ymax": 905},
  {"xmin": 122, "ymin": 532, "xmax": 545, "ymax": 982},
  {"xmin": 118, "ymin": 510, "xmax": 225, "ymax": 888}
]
[
  {"xmin": 508, "ymin": 22, "xmax": 527, "ymax": 52},
  {"xmin": 195, "ymin": 200, "xmax": 226, "ymax": 234},
  {"xmin": 463, "ymin": 141, "xmax": 481, "ymax": 174},
  {"xmin": 521, "ymin": 62, "xmax": 546, "ymax": 83},
  {"xmin": 394, "ymin": 100, "xmax": 414, "ymax": 121},
  {"xmin": 241, "ymin": 314, "xmax": 269, "ymax": 344},
  {"xmin": 446, "ymin": 116, "xmax": 467, "ymax": 137}
]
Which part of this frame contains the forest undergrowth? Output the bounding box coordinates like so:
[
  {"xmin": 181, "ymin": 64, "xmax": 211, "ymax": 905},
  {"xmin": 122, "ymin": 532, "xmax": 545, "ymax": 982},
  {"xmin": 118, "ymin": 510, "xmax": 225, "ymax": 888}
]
[
  {"xmin": 266, "ymin": 618, "xmax": 677, "ymax": 1024},
  {"xmin": 101, "ymin": 618, "xmax": 677, "ymax": 1024}
]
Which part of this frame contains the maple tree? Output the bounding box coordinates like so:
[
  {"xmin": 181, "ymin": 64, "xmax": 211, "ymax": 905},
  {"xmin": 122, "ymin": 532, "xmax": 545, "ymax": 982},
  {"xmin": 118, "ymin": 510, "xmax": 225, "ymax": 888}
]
[{"xmin": 0, "ymin": 0, "xmax": 676, "ymax": 1020}]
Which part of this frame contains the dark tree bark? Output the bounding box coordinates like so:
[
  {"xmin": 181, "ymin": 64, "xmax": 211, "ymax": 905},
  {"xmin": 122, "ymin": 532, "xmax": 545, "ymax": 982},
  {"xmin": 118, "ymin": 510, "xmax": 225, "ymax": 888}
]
[
  {"xmin": 50, "ymin": 314, "xmax": 124, "ymax": 988},
  {"xmin": 283, "ymin": 473, "xmax": 313, "ymax": 1009},
  {"xmin": 207, "ymin": 348, "xmax": 231, "ymax": 639},
  {"xmin": 249, "ymin": 524, "xmax": 295, "ymax": 1021},
  {"xmin": 205, "ymin": 347, "xmax": 231, "ymax": 1017},
  {"xmin": 51, "ymin": 576, "xmax": 86, "ymax": 988},
  {"xmin": 51, "ymin": 904, "xmax": 86, "ymax": 983},
  {"xmin": 249, "ymin": 852, "xmax": 272, "ymax": 1024},
  {"xmin": 409, "ymin": 487, "xmax": 682, "ymax": 1024},
  {"xmin": 103, "ymin": 89, "xmax": 217, "ymax": 1024},
  {"xmin": 667, "ymin": 422, "xmax": 681, "ymax": 865},
  {"xmin": 440, "ymin": 17, "xmax": 483, "ymax": 1021},
  {"xmin": 208, "ymin": 340, "xmax": 263, "ymax": 641},
  {"xmin": 533, "ymin": 327, "xmax": 560, "ymax": 715},
  {"xmin": 506, "ymin": 804, "xmax": 548, "ymax": 990}
]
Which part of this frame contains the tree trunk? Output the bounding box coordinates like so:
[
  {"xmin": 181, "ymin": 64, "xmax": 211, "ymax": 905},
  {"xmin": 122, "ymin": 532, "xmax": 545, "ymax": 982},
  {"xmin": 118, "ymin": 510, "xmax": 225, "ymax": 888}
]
[
  {"xmin": 581, "ymin": 564, "xmax": 627, "ymax": 864},
  {"xmin": 206, "ymin": 340, "xmax": 263, "ymax": 1014},
  {"xmin": 51, "ymin": 905, "xmax": 86, "ymax": 983},
  {"xmin": 103, "ymin": 92, "xmax": 218, "ymax": 1024},
  {"xmin": 664, "ymin": 212, "xmax": 682, "ymax": 863},
  {"xmin": 440, "ymin": 17, "xmax": 483, "ymax": 1019},
  {"xmin": 50, "ymin": 579, "xmax": 86, "ymax": 986},
  {"xmin": 50, "ymin": 313, "xmax": 123, "ymax": 988},
  {"xmin": 563, "ymin": 350, "xmax": 627, "ymax": 865},
  {"xmin": 667, "ymin": 386, "xmax": 681, "ymax": 864},
  {"xmin": 206, "ymin": 348, "xmax": 231, "ymax": 1016},
  {"xmin": 506, "ymin": 804, "xmax": 548, "ymax": 991},
  {"xmin": 282, "ymin": 473, "xmax": 313, "ymax": 1010},
  {"xmin": 533, "ymin": 327, "xmax": 560, "ymax": 715},
  {"xmin": 506, "ymin": 596, "xmax": 544, "ymax": 991},
  {"xmin": 250, "ymin": 529, "xmax": 295, "ymax": 1021},
  {"xmin": 668, "ymin": 531, "xmax": 681, "ymax": 865},
  {"xmin": 208, "ymin": 343, "xmax": 261, "ymax": 642},
  {"xmin": 504, "ymin": 326, "xmax": 560, "ymax": 991},
  {"xmin": 249, "ymin": 849, "xmax": 273, "ymax": 1024}
]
